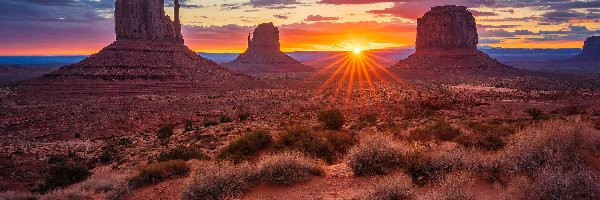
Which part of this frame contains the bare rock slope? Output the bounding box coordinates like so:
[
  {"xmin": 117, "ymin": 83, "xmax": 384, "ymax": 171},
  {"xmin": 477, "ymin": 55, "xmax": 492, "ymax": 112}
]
[
  {"xmin": 392, "ymin": 5, "xmax": 511, "ymax": 70},
  {"xmin": 223, "ymin": 23, "xmax": 314, "ymax": 73}
]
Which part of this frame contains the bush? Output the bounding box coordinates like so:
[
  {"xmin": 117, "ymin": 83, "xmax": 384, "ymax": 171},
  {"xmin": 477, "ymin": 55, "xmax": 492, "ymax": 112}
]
[
  {"xmin": 37, "ymin": 163, "xmax": 91, "ymax": 193},
  {"xmin": 157, "ymin": 125, "xmax": 174, "ymax": 141},
  {"xmin": 526, "ymin": 108, "xmax": 544, "ymax": 120},
  {"xmin": 220, "ymin": 115, "xmax": 233, "ymax": 123},
  {"xmin": 317, "ymin": 109, "xmax": 345, "ymax": 130},
  {"xmin": 323, "ymin": 131, "xmax": 356, "ymax": 154},
  {"xmin": 0, "ymin": 191, "xmax": 38, "ymax": 200},
  {"xmin": 358, "ymin": 113, "xmax": 378, "ymax": 126},
  {"xmin": 158, "ymin": 146, "xmax": 209, "ymax": 162},
  {"xmin": 424, "ymin": 171, "xmax": 475, "ymax": 200},
  {"xmin": 274, "ymin": 127, "xmax": 336, "ymax": 163},
  {"xmin": 181, "ymin": 162, "xmax": 259, "ymax": 200},
  {"xmin": 129, "ymin": 160, "xmax": 190, "ymax": 188},
  {"xmin": 507, "ymin": 167, "xmax": 600, "ymax": 200},
  {"xmin": 184, "ymin": 120, "xmax": 194, "ymax": 133},
  {"xmin": 362, "ymin": 174, "xmax": 415, "ymax": 200},
  {"xmin": 203, "ymin": 119, "xmax": 219, "ymax": 127},
  {"xmin": 216, "ymin": 130, "xmax": 273, "ymax": 163},
  {"xmin": 347, "ymin": 135, "xmax": 403, "ymax": 176},
  {"xmin": 409, "ymin": 121, "xmax": 462, "ymax": 142},
  {"xmin": 499, "ymin": 118, "xmax": 600, "ymax": 176},
  {"xmin": 238, "ymin": 113, "xmax": 250, "ymax": 121},
  {"xmin": 406, "ymin": 150, "xmax": 463, "ymax": 186},
  {"xmin": 258, "ymin": 152, "xmax": 323, "ymax": 185}
]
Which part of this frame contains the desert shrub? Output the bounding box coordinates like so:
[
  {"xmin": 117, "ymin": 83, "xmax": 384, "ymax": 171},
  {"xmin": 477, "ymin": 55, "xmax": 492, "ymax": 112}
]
[
  {"xmin": 158, "ymin": 146, "xmax": 209, "ymax": 162},
  {"xmin": 347, "ymin": 135, "xmax": 404, "ymax": 176},
  {"xmin": 216, "ymin": 130, "xmax": 272, "ymax": 163},
  {"xmin": 181, "ymin": 162, "xmax": 259, "ymax": 200},
  {"xmin": 324, "ymin": 131, "xmax": 356, "ymax": 154},
  {"xmin": 507, "ymin": 167, "xmax": 600, "ymax": 200},
  {"xmin": 500, "ymin": 118, "xmax": 600, "ymax": 176},
  {"xmin": 274, "ymin": 127, "xmax": 335, "ymax": 163},
  {"xmin": 317, "ymin": 109, "xmax": 345, "ymax": 130},
  {"xmin": 525, "ymin": 108, "xmax": 544, "ymax": 120},
  {"xmin": 220, "ymin": 115, "xmax": 232, "ymax": 123},
  {"xmin": 184, "ymin": 120, "xmax": 194, "ymax": 133},
  {"xmin": 129, "ymin": 160, "xmax": 190, "ymax": 188},
  {"xmin": 551, "ymin": 105, "xmax": 586, "ymax": 116},
  {"xmin": 0, "ymin": 191, "xmax": 38, "ymax": 200},
  {"xmin": 258, "ymin": 152, "xmax": 324, "ymax": 185},
  {"xmin": 361, "ymin": 174, "xmax": 415, "ymax": 200},
  {"xmin": 238, "ymin": 113, "xmax": 250, "ymax": 121},
  {"xmin": 77, "ymin": 173, "xmax": 131, "ymax": 200},
  {"xmin": 202, "ymin": 119, "xmax": 219, "ymax": 127},
  {"xmin": 38, "ymin": 163, "xmax": 91, "ymax": 193},
  {"xmin": 157, "ymin": 125, "xmax": 174, "ymax": 141},
  {"xmin": 406, "ymin": 150, "xmax": 464, "ymax": 186},
  {"xmin": 409, "ymin": 121, "xmax": 462, "ymax": 142},
  {"xmin": 39, "ymin": 188, "xmax": 90, "ymax": 200},
  {"xmin": 425, "ymin": 171, "xmax": 475, "ymax": 200},
  {"xmin": 358, "ymin": 113, "xmax": 378, "ymax": 127}
]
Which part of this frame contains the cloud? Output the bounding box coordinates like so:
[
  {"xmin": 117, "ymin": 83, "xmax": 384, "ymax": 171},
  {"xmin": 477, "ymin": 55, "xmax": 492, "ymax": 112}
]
[
  {"xmin": 245, "ymin": 0, "xmax": 304, "ymax": 9},
  {"xmin": 318, "ymin": 0, "xmax": 396, "ymax": 4},
  {"xmin": 469, "ymin": 10, "xmax": 498, "ymax": 17},
  {"xmin": 304, "ymin": 15, "xmax": 340, "ymax": 22},
  {"xmin": 274, "ymin": 14, "xmax": 289, "ymax": 19}
]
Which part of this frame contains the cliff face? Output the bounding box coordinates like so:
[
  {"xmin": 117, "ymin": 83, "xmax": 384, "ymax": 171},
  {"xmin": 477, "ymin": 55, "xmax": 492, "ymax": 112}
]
[
  {"xmin": 115, "ymin": 0, "xmax": 183, "ymax": 42},
  {"xmin": 223, "ymin": 23, "xmax": 313, "ymax": 73},
  {"xmin": 392, "ymin": 5, "xmax": 511, "ymax": 70},
  {"xmin": 571, "ymin": 36, "xmax": 600, "ymax": 61},
  {"xmin": 416, "ymin": 5, "xmax": 478, "ymax": 53}
]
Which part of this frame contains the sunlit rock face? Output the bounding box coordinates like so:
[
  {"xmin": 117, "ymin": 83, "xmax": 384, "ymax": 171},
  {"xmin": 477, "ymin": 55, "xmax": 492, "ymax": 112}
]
[
  {"xmin": 223, "ymin": 23, "xmax": 314, "ymax": 73},
  {"xmin": 392, "ymin": 5, "xmax": 511, "ymax": 70},
  {"xmin": 416, "ymin": 5, "xmax": 478, "ymax": 53},
  {"xmin": 571, "ymin": 36, "xmax": 600, "ymax": 61},
  {"xmin": 115, "ymin": 0, "xmax": 183, "ymax": 42}
]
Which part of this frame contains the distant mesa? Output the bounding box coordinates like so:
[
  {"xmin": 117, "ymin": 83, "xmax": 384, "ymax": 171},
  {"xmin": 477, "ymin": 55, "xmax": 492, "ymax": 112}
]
[
  {"xmin": 30, "ymin": 0, "xmax": 255, "ymax": 92},
  {"xmin": 222, "ymin": 23, "xmax": 314, "ymax": 74},
  {"xmin": 392, "ymin": 5, "xmax": 511, "ymax": 70},
  {"xmin": 570, "ymin": 36, "xmax": 600, "ymax": 61}
]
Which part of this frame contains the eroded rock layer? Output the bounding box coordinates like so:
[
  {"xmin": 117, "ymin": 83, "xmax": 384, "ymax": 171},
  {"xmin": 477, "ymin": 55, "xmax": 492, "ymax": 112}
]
[
  {"xmin": 392, "ymin": 5, "xmax": 510, "ymax": 70},
  {"xmin": 571, "ymin": 36, "xmax": 600, "ymax": 61},
  {"xmin": 223, "ymin": 23, "xmax": 314, "ymax": 73}
]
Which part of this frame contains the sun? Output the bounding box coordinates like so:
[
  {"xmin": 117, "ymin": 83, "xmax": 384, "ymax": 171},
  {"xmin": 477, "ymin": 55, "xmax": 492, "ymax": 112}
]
[{"xmin": 352, "ymin": 47, "xmax": 362, "ymax": 54}]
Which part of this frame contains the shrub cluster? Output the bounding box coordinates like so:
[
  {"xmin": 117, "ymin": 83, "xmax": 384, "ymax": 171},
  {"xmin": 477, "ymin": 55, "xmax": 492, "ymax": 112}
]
[
  {"xmin": 361, "ymin": 174, "xmax": 415, "ymax": 200},
  {"xmin": 181, "ymin": 162, "xmax": 259, "ymax": 200},
  {"xmin": 216, "ymin": 130, "xmax": 273, "ymax": 163},
  {"xmin": 525, "ymin": 108, "xmax": 544, "ymax": 120},
  {"xmin": 347, "ymin": 135, "xmax": 404, "ymax": 176},
  {"xmin": 158, "ymin": 146, "xmax": 209, "ymax": 162},
  {"xmin": 425, "ymin": 171, "xmax": 475, "ymax": 200},
  {"xmin": 507, "ymin": 167, "xmax": 600, "ymax": 200},
  {"xmin": 258, "ymin": 152, "xmax": 324, "ymax": 185},
  {"xmin": 37, "ymin": 163, "xmax": 92, "ymax": 193},
  {"xmin": 157, "ymin": 125, "xmax": 175, "ymax": 141},
  {"xmin": 129, "ymin": 160, "xmax": 190, "ymax": 188},
  {"xmin": 274, "ymin": 127, "xmax": 355, "ymax": 163},
  {"xmin": 409, "ymin": 121, "xmax": 462, "ymax": 142},
  {"xmin": 317, "ymin": 109, "xmax": 345, "ymax": 130}
]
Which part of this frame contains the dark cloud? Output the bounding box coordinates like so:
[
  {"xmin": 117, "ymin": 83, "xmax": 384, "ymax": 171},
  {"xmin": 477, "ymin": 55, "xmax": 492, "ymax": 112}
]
[
  {"xmin": 469, "ymin": 10, "xmax": 499, "ymax": 16},
  {"xmin": 274, "ymin": 14, "xmax": 289, "ymax": 19},
  {"xmin": 245, "ymin": 0, "xmax": 304, "ymax": 9},
  {"xmin": 304, "ymin": 15, "xmax": 340, "ymax": 22}
]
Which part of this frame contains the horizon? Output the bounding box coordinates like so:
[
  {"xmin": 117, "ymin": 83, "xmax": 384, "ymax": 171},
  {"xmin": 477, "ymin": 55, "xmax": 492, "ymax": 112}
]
[{"xmin": 1, "ymin": 0, "xmax": 599, "ymax": 56}]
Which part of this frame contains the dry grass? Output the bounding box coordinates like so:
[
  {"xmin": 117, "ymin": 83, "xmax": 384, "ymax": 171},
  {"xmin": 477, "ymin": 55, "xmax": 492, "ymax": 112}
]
[
  {"xmin": 129, "ymin": 160, "xmax": 190, "ymax": 188},
  {"xmin": 347, "ymin": 134, "xmax": 405, "ymax": 176},
  {"xmin": 0, "ymin": 191, "xmax": 38, "ymax": 200},
  {"xmin": 506, "ymin": 166, "xmax": 600, "ymax": 200},
  {"xmin": 425, "ymin": 171, "xmax": 475, "ymax": 200},
  {"xmin": 360, "ymin": 174, "xmax": 416, "ymax": 200},
  {"xmin": 258, "ymin": 152, "xmax": 324, "ymax": 185},
  {"xmin": 180, "ymin": 162, "xmax": 259, "ymax": 200}
]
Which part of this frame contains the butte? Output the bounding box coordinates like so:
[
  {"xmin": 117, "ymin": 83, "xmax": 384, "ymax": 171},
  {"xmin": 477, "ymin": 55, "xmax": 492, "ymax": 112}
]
[
  {"xmin": 222, "ymin": 23, "xmax": 314, "ymax": 74},
  {"xmin": 19, "ymin": 0, "xmax": 256, "ymax": 94},
  {"xmin": 392, "ymin": 5, "xmax": 511, "ymax": 71},
  {"xmin": 570, "ymin": 36, "xmax": 600, "ymax": 62}
]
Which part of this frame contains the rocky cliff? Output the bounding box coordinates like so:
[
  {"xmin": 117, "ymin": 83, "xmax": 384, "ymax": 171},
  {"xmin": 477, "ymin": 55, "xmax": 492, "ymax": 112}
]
[
  {"xmin": 115, "ymin": 0, "xmax": 183, "ymax": 42},
  {"xmin": 571, "ymin": 36, "xmax": 600, "ymax": 61},
  {"xmin": 392, "ymin": 5, "xmax": 511, "ymax": 70},
  {"xmin": 223, "ymin": 23, "xmax": 314, "ymax": 74}
]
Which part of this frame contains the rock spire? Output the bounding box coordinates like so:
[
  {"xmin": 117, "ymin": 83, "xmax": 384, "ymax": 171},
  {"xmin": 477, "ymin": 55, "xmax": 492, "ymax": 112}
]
[
  {"xmin": 115, "ymin": 0, "xmax": 183, "ymax": 42},
  {"xmin": 571, "ymin": 36, "xmax": 600, "ymax": 61}
]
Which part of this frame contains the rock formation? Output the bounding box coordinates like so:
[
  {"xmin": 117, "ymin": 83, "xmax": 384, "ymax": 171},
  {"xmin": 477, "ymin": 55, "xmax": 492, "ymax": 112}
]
[
  {"xmin": 392, "ymin": 5, "xmax": 510, "ymax": 70},
  {"xmin": 571, "ymin": 36, "xmax": 600, "ymax": 61},
  {"xmin": 222, "ymin": 23, "xmax": 314, "ymax": 74},
  {"xmin": 30, "ymin": 0, "xmax": 256, "ymax": 93}
]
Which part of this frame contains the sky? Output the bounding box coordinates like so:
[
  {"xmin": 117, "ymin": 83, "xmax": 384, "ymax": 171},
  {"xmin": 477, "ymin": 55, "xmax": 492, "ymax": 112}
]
[{"xmin": 0, "ymin": 0, "xmax": 599, "ymax": 55}]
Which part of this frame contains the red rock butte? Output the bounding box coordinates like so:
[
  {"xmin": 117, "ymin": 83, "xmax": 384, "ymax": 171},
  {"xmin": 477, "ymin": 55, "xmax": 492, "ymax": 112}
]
[
  {"xmin": 392, "ymin": 5, "xmax": 511, "ymax": 70},
  {"xmin": 21, "ymin": 0, "xmax": 256, "ymax": 94},
  {"xmin": 223, "ymin": 23, "xmax": 314, "ymax": 74},
  {"xmin": 571, "ymin": 36, "xmax": 600, "ymax": 61}
]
